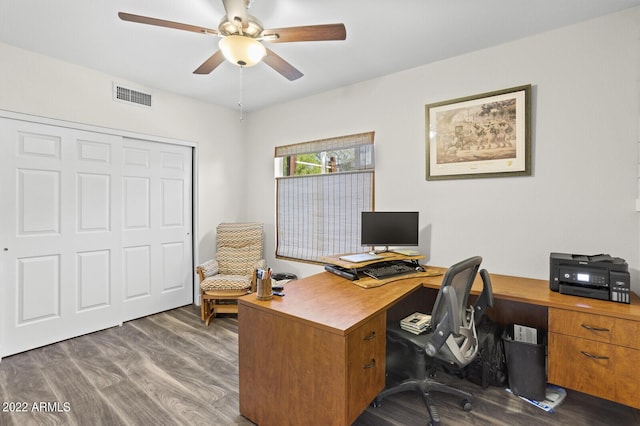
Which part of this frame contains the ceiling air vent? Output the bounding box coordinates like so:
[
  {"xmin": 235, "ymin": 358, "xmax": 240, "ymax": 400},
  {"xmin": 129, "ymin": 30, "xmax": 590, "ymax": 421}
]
[{"xmin": 113, "ymin": 83, "xmax": 152, "ymax": 108}]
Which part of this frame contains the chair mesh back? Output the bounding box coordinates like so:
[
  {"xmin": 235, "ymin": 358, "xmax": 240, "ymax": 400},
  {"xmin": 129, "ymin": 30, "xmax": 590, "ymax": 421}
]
[{"xmin": 431, "ymin": 257, "xmax": 481, "ymax": 334}]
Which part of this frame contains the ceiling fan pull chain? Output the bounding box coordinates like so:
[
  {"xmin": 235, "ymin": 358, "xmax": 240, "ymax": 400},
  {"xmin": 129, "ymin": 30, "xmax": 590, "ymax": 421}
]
[{"xmin": 238, "ymin": 65, "xmax": 244, "ymax": 121}]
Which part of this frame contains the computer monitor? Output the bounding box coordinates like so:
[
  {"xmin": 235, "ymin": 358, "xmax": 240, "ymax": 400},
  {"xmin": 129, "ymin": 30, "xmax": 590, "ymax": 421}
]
[{"xmin": 361, "ymin": 211, "xmax": 419, "ymax": 252}]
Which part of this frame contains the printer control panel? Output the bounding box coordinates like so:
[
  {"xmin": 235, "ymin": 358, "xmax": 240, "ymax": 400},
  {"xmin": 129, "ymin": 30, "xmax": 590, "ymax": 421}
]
[{"xmin": 559, "ymin": 266, "xmax": 607, "ymax": 286}]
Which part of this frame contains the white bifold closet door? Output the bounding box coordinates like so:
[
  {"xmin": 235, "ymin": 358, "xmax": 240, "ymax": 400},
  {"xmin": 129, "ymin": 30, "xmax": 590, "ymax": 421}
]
[
  {"xmin": 0, "ymin": 118, "xmax": 193, "ymax": 358},
  {"xmin": 120, "ymin": 138, "xmax": 193, "ymax": 322}
]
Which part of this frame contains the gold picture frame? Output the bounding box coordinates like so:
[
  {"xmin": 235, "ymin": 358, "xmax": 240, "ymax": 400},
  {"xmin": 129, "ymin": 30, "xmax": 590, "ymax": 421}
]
[{"xmin": 425, "ymin": 84, "xmax": 531, "ymax": 180}]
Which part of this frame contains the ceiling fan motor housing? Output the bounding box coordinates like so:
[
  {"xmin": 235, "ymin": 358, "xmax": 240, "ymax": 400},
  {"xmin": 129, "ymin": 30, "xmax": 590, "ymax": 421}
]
[{"xmin": 219, "ymin": 15, "xmax": 263, "ymax": 38}]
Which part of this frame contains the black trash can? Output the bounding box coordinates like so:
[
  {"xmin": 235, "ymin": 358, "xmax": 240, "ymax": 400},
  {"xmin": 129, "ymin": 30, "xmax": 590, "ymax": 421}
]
[{"xmin": 502, "ymin": 324, "xmax": 547, "ymax": 401}]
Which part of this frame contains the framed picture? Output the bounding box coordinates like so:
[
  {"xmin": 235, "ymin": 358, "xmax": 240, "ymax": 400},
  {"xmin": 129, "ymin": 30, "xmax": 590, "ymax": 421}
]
[{"xmin": 425, "ymin": 84, "xmax": 531, "ymax": 180}]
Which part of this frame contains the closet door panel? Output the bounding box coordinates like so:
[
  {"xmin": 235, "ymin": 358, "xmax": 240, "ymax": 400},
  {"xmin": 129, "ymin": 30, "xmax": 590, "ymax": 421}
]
[
  {"xmin": 121, "ymin": 139, "xmax": 193, "ymax": 321},
  {"xmin": 0, "ymin": 119, "xmax": 123, "ymax": 357}
]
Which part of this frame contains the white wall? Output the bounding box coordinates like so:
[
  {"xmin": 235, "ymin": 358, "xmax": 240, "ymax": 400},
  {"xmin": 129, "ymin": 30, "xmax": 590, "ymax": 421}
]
[
  {"xmin": 244, "ymin": 8, "xmax": 640, "ymax": 294},
  {"xmin": 0, "ymin": 41, "xmax": 245, "ymax": 262},
  {"xmin": 1, "ymin": 7, "xmax": 639, "ymax": 294}
]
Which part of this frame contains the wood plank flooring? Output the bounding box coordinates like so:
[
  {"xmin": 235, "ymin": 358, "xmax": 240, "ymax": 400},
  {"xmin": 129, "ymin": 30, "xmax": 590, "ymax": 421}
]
[{"xmin": 0, "ymin": 305, "xmax": 638, "ymax": 425}]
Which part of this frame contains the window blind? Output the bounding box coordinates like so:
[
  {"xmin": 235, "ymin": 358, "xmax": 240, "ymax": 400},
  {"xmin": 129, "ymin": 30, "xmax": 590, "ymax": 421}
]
[
  {"xmin": 274, "ymin": 131, "xmax": 374, "ymax": 157},
  {"xmin": 275, "ymin": 131, "xmax": 375, "ymax": 263},
  {"xmin": 276, "ymin": 171, "xmax": 374, "ymax": 263}
]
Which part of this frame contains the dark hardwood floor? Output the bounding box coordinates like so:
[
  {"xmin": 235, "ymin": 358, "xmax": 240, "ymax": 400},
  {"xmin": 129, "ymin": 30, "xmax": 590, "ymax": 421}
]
[{"xmin": 0, "ymin": 305, "xmax": 638, "ymax": 425}]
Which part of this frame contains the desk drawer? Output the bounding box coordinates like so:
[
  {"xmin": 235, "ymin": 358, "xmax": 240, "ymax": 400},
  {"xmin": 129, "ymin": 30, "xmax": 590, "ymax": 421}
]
[
  {"xmin": 548, "ymin": 332, "xmax": 640, "ymax": 409},
  {"xmin": 346, "ymin": 312, "xmax": 386, "ymax": 423},
  {"xmin": 549, "ymin": 308, "xmax": 640, "ymax": 349}
]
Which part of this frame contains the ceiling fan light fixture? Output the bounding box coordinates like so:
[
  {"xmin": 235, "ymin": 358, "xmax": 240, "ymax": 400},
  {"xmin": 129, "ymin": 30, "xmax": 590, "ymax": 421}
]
[{"xmin": 219, "ymin": 35, "xmax": 266, "ymax": 67}]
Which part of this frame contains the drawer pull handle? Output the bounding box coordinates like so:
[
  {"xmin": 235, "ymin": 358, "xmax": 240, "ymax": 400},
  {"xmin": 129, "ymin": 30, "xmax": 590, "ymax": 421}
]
[
  {"xmin": 581, "ymin": 324, "xmax": 610, "ymax": 332},
  {"xmin": 363, "ymin": 359, "xmax": 376, "ymax": 369},
  {"xmin": 580, "ymin": 351, "xmax": 609, "ymax": 360},
  {"xmin": 363, "ymin": 331, "xmax": 376, "ymax": 341}
]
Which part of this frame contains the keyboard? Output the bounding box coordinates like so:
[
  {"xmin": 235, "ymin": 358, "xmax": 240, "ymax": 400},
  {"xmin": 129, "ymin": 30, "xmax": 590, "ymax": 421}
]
[
  {"xmin": 324, "ymin": 264, "xmax": 358, "ymax": 280},
  {"xmin": 361, "ymin": 261, "xmax": 418, "ymax": 280}
]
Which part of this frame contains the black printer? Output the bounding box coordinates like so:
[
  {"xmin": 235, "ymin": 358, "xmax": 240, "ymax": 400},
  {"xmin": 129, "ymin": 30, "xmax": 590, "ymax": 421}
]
[{"xmin": 549, "ymin": 252, "xmax": 630, "ymax": 304}]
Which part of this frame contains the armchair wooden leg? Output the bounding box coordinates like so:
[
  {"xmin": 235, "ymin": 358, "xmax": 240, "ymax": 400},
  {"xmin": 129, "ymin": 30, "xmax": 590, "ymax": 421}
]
[
  {"xmin": 201, "ymin": 293, "xmax": 207, "ymax": 321},
  {"xmin": 201, "ymin": 294, "xmax": 216, "ymax": 327},
  {"xmin": 205, "ymin": 310, "xmax": 216, "ymax": 327}
]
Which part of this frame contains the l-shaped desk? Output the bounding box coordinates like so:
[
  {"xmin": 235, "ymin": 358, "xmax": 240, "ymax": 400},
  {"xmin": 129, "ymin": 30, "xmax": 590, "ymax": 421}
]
[{"xmin": 238, "ymin": 266, "xmax": 640, "ymax": 426}]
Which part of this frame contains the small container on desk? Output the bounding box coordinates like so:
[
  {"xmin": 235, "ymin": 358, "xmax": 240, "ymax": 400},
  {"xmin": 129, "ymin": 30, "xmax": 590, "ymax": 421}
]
[{"xmin": 256, "ymin": 267, "xmax": 273, "ymax": 301}]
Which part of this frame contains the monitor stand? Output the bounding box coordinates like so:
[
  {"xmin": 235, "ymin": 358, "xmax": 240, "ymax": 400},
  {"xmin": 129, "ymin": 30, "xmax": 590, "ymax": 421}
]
[
  {"xmin": 369, "ymin": 246, "xmax": 389, "ymax": 255},
  {"xmin": 370, "ymin": 246, "xmax": 421, "ymax": 256}
]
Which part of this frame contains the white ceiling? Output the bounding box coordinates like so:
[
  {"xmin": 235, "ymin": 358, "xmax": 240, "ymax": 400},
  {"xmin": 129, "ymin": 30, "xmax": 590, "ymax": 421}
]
[{"xmin": 2, "ymin": 0, "xmax": 639, "ymax": 112}]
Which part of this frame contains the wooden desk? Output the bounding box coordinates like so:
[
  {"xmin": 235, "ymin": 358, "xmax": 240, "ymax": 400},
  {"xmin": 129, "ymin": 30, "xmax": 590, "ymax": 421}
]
[{"xmin": 238, "ymin": 269, "xmax": 640, "ymax": 425}]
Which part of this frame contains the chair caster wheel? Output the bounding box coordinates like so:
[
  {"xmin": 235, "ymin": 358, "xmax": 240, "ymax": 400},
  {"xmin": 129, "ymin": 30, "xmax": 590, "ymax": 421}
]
[{"xmin": 462, "ymin": 399, "xmax": 472, "ymax": 411}]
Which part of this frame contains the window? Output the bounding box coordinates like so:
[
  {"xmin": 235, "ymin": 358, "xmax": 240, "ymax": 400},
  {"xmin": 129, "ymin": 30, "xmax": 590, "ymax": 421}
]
[{"xmin": 275, "ymin": 132, "xmax": 375, "ymax": 263}]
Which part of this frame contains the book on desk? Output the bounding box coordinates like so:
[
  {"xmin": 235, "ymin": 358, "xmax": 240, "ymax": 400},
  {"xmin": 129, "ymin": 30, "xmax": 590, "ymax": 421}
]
[{"xmin": 400, "ymin": 312, "xmax": 432, "ymax": 334}]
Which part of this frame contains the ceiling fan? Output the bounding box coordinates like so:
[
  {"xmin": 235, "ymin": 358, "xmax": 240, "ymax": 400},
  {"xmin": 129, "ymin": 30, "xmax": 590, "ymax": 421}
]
[{"xmin": 118, "ymin": 0, "xmax": 346, "ymax": 81}]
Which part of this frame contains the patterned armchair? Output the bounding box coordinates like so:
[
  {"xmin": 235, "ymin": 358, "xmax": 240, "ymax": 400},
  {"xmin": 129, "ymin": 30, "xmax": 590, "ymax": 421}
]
[{"xmin": 196, "ymin": 222, "xmax": 265, "ymax": 326}]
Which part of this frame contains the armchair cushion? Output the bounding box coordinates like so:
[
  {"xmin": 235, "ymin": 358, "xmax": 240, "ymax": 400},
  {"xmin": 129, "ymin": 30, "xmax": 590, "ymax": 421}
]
[
  {"xmin": 216, "ymin": 243, "xmax": 262, "ymax": 275},
  {"xmin": 216, "ymin": 223, "xmax": 262, "ymax": 248},
  {"xmin": 201, "ymin": 274, "xmax": 252, "ymax": 292},
  {"xmin": 199, "ymin": 258, "xmax": 267, "ymax": 292}
]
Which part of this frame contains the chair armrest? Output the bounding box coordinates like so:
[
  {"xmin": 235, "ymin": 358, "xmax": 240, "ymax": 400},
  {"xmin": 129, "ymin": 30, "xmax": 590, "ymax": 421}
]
[
  {"xmin": 473, "ymin": 269, "xmax": 494, "ymax": 321},
  {"xmin": 426, "ymin": 314, "xmax": 450, "ymax": 357},
  {"xmin": 425, "ymin": 287, "xmax": 458, "ymax": 357}
]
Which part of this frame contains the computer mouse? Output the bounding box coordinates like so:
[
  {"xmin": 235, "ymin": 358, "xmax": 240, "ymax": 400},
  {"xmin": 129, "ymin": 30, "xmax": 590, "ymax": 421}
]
[{"xmin": 416, "ymin": 265, "xmax": 425, "ymax": 272}]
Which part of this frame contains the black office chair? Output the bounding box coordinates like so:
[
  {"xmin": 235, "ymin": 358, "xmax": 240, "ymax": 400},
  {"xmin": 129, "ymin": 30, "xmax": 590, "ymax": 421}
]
[{"xmin": 374, "ymin": 256, "xmax": 494, "ymax": 426}]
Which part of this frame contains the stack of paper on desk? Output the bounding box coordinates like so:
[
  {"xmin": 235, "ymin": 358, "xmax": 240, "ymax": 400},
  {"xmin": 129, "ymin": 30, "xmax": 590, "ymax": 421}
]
[
  {"xmin": 400, "ymin": 312, "xmax": 431, "ymax": 335},
  {"xmin": 339, "ymin": 253, "xmax": 383, "ymax": 263}
]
